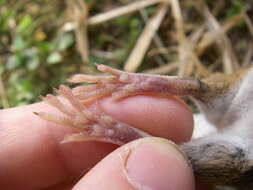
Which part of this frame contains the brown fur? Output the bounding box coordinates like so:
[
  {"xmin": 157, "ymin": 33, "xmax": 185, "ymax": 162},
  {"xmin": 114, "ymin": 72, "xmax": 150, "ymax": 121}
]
[
  {"xmin": 181, "ymin": 139, "xmax": 253, "ymax": 189},
  {"xmin": 200, "ymin": 69, "xmax": 249, "ymax": 101}
]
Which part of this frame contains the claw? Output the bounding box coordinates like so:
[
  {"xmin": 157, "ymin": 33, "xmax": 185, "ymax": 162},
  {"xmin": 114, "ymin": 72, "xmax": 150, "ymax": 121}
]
[
  {"xmin": 41, "ymin": 94, "xmax": 75, "ymax": 116},
  {"xmin": 61, "ymin": 132, "xmax": 123, "ymax": 145},
  {"xmin": 39, "ymin": 64, "xmax": 203, "ymax": 145},
  {"xmin": 57, "ymin": 85, "xmax": 86, "ymax": 113},
  {"xmin": 38, "ymin": 77, "xmax": 150, "ymax": 145},
  {"xmin": 72, "ymin": 84, "xmax": 103, "ymax": 94},
  {"xmin": 67, "ymin": 74, "xmax": 111, "ymax": 84},
  {"xmin": 75, "ymin": 84, "xmax": 118, "ymax": 100},
  {"xmin": 97, "ymin": 64, "xmax": 123, "ymax": 77},
  {"xmin": 34, "ymin": 112, "xmax": 79, "ymax": 129}
]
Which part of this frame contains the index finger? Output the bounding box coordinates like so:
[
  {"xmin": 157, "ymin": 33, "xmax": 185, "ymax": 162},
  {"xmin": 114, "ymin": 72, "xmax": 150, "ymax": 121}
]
[{"xmin": 0, "ymin": 95, "xmax": 193, "ymax": 189}]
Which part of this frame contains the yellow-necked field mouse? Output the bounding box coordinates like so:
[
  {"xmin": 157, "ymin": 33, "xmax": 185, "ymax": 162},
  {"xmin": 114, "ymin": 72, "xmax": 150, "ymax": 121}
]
[{"xmin": 35, "ymin": 64, "xmax": 253, "ymax": 190}]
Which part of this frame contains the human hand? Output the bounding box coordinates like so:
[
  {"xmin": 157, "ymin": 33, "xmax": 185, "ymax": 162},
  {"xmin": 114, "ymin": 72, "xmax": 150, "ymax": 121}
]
[{"xmin": 0, "ymin": 95, "xmax": 206, "ymax": 189}]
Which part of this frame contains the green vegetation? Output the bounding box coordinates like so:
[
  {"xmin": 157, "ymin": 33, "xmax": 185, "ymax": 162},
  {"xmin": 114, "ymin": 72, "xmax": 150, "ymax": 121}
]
[{"xmin": 0, "ymin": 0, "xmax": 251, "ymax": 108}]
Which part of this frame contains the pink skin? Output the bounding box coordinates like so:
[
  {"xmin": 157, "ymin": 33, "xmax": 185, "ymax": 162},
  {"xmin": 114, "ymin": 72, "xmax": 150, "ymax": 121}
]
[
  {"xmin": 74, "ymin": 138, "xmax": 195, "ymax": 190},
  {"xmin": 100, "ymin": 95, "xmax": 193, "ymax": 143},
  {"xmin": 36, "ymin": 63, "xmax": 200, "ymax": 145},
  {"xmin": 0, "ymin": 95, "xmax": 197, "ymax": 189}
]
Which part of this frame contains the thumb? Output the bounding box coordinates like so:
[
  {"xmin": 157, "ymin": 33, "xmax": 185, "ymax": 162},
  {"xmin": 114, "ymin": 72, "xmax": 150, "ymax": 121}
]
[{"xmin": 73, "ymin": 137, "xmax": 195, "ymax": 190}]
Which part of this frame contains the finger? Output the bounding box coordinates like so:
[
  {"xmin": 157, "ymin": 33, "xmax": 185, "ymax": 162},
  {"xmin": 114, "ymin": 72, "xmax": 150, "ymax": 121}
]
[
  {"xmin": 100, "ymin": 95, "xmax": 193, "ymax": 142},
  {"xmin": 0, "ymin": 102, "xmax": 117, "ymax": 190},
  {"xmin": 0, "ymin": 95, "xmax": 193, "ymax": 189},
  {"xmin": 73, "ymin": 137, "xmax": 195, "ymax": 190}
]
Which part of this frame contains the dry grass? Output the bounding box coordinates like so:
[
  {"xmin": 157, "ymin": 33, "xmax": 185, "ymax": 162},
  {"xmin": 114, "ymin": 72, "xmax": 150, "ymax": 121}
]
[
  {"xmin": 1, "ymin": 0, "xmax": 252, "ymax": 107},
  {"xmin": 65, "ymin": 0, "xmax": 252, "ymax": 78}
]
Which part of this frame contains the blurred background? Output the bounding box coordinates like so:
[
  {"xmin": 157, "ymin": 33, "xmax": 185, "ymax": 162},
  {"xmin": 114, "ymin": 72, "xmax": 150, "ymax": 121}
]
[{"xmin": 0, "ymin": 0, "xmax": 252, "ymax": 108}]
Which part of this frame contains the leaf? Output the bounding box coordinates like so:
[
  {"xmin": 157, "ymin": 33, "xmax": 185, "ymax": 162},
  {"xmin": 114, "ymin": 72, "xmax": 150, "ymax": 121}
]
[
  {"xmin": 0, "ymin": 9, "xmax": 15, "ymax": 32},
  {"xmin": 115, "ymin": 49, "xmax": 127, "ymax": 61},
  {"xmin": 37, "ymin": 42, "xmax": 54, "ymax": 54},
  {"xmin": 24, "ymin": 48, "xmax": 40, "ymax": 71},
  {"xmin": 56, "ymin": 32, "xmax": 74, "ymax": 51},
  {"xmin": 47, "ymin": 51, "xmax": 62, "ymax": 64},
  {"xmin": 226, "ymin": 1, "xmax": 244, "ymax": 17},
  {"xmin": 17, "ymin": 15, "xmax": 33, "ymax": 34},
  {"xmin": 21, "ymin": 79, "xmax": 32, "ymax": 90},
  {"xmin": 6, "ymin": 55, "xmax": 21, "ymax": 70},
  {"xmin": 114, "ymin": 16, "xmax": 129, "ymax": 26},
  {"xmin": 0, "ymin": 0, "xmax": 6, "ymax": 6},
  {"xmin": 89, "ymin": 56, "xmax": 106, "ymax": 65},
  {"xmin": 12, "ymin": 36, "xmax": 27, "ymax": 51},
  {"xmin": 27, "ymin": 56, "xmax": 39, "ymax": 70}
]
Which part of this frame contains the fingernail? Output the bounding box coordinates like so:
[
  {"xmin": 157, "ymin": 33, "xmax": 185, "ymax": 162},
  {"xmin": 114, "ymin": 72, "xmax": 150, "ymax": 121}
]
[{"xmin": 125, "ymin": 137, "xmax": 194, "ymax": 190}]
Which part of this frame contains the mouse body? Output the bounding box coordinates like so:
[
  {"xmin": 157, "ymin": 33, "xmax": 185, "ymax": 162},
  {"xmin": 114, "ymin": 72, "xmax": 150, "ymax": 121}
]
[{"xmin": 36, "ymin": 65, "xmax": 253, "ymax": 189}]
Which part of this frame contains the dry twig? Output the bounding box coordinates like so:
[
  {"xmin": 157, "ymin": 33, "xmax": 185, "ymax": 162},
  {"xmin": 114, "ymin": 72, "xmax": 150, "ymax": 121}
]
[
  {"xmin": 137, "ymin": 5, "xmax": 171, "ymax": 64},
  {"xmin": 124, "ymin": 3, "xmax": 169, "ymax": 72},
  {"xmin": 202, "ymin": 5, "xmax": 239, "ymax": 74},
  {"xmin": 195, "ymin": 13, "xmax": 244, "ymax": 57},
  {"xmin": 170, "ymin": 0, "xmax": 209, "ymax": 77},
  {"xmin": 88, "ymin": 0, "xmax": 166, "ymax": 25},
  {"xmin": 143, "ymin": 62, "xmax": 177, "ymax": 74},
  {"xmin": 66, "ymin": 0, "xmax": 89, "ymax": 63}
]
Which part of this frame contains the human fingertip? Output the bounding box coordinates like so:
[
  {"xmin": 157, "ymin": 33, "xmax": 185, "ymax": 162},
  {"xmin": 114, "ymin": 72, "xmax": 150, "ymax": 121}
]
[{"xmin": 125, "ymin": 137, "xmax": 195, "ymax": 190}]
